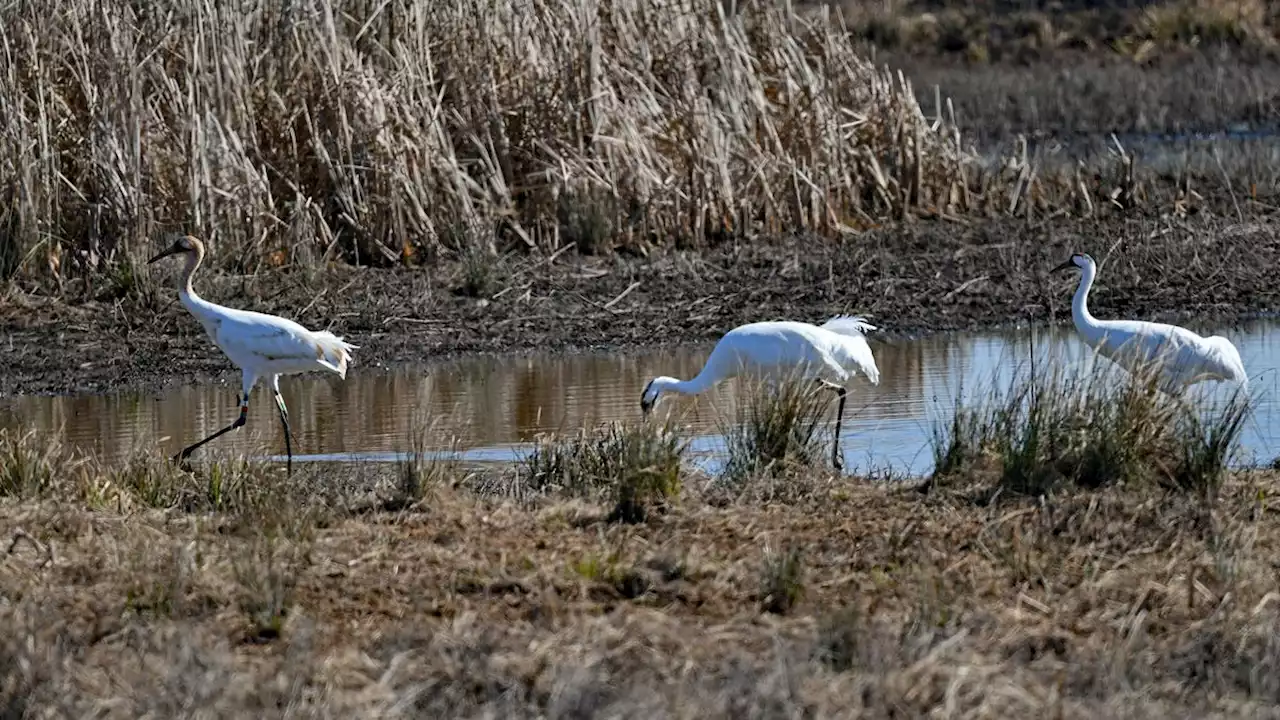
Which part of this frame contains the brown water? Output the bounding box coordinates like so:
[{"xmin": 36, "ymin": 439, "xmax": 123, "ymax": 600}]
[{"xmin": 5, "ymin": 319, "xmax": 1280, "ymax": 477}]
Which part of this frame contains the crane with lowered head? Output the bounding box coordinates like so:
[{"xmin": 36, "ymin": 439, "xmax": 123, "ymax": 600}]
[{"xmin": 640, "ymin": 315, "xmax": 881, "ymax": 471}]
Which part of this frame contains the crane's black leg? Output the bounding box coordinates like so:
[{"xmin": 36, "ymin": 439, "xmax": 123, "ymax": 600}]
[
  {"xmin": 176, "ymin": 394, "xmax": 249, "ymax": 466},
  {"xmin": 831, "ymin": 385, "xmax": 847, "ymax": 471},
  {"xmin": 814, "ymin": 380, "xmax": 848, "ymax": 472},
  {"xmin": 274, "ymin": 391, "xmax": 294, "ymax": 476}
]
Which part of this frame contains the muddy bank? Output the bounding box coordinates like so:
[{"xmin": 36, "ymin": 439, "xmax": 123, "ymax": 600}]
[{"xmin": 3, "ymin": 206, "xmax": 1279, "ymax": 397}]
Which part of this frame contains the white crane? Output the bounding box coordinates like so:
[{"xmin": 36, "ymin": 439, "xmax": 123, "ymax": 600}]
[
  {"xmin": 639, "ymin": 316, "xmax": 881, "ymax": 470},
  {"xmin": 148, "ymin": 235, "xmax": 358, "ymax": 473},
  {"xmin": 1051, "ymin": 252, "xmax": 1247, "ymax": 392}
]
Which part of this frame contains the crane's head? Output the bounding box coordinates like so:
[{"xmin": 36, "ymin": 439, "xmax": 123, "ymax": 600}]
[
  {"xmin": 1050, "ymin": 252, "xmax": 1095, "ymax": 274},
  {"xmin": 147, "ymin": 235, "xmax": 204, "ymax": 264},
  {"xmin": 640, "ymin": 377, "xmax": 676, "ymax": 416},
  {"xmin": 640, "ymin": 378, "xmax": 659, "ymax": 415}
]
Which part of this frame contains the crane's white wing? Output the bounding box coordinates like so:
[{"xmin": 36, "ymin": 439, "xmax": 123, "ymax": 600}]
[
  {"xmin": 832, "ymin": 334, "xmax": 880, "ymax": 385},
  {"xmin": 214, "ymin": 311, "xmax": 355, "ymax": 377},
  {"xmin": 1090, "ymin": 320, "xmax": 1244, "ymax": 387},
  {"xmin": 1198, "ymin": 335, "xmax": 1248, "ymax": 385}
]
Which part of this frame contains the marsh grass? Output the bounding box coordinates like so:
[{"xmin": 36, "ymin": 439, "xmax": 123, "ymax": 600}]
[
  {"xmin": 716, "ymin": 374, "xmax": 836, "ymax": 501},
  {"xmin": 0, "ymin": 0, "xmax": 1124, "ymax": 292},
  {"xmin": 929, "ymin": 347, "xmax": 1254, "ymax": 499},
  {"xmin": 0, "ymin": 428, "xmax": 83, "ymax": 499},
  {"xmin": 390, "ymin": 408, "xmax": 464, "ymax": 511},
  {"xmin": 759, "ymin": 544, "xmax": 806, "ymax": 615},
  {"xmin": 0, "ymin": 426, "xmax": 317, "ymax": 524},
  {"xmin": 3, "ymin": 438, "xmax": 1280, "ymax": 713},
  {"xmin": 1169, "ymin": 385, "xmax": 1254, "ymax": 501},
  {"xmin": 521, "ymin": 420, "xmax": 685, "ymax": 522},
  {"xmin": 103, "ymin": 448, "xmax": 284, "ymax": 515}
]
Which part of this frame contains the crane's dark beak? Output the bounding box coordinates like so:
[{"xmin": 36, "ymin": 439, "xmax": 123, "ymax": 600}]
[
  {"xmin": 1050, "ymin": 259, "xmax": 1076, "ymax": 274},
  {"xmin": 640, "ymin": 398, "xmax": 653, "ymax": 416},
  {"xmin": 147, "ymin": 242, "xmax": 184, "ymax": 264}
]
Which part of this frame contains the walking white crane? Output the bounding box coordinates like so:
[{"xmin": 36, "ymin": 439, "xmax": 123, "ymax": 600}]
[
  {"xmin": 148, "ymin": 235, "xmax": 358, "ymax": 473},
  {"xmin": 1051, "ymin": 252, "xmax": 1246, "ymax": 391},
  {"xmin": 640, "ymin": 316, "xmax": 881, "ymax": 470}
]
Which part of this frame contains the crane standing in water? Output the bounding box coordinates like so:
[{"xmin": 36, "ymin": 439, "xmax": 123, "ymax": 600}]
[
  {"xmin": 1051, "ymin": 252, "xmax": 1247, "ymax": 391},
  {"xmin": 639, "ymin": 316, "xmax": 881, "ymax": 470},
  {"xmin": 148, "ymin": 235, "xmax": 358, "ymax": 473}
]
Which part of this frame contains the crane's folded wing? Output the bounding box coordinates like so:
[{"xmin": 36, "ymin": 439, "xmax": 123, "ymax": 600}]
[{"xmin": 214, "ymin": 315, "xmax": 353, "ymax": 376}]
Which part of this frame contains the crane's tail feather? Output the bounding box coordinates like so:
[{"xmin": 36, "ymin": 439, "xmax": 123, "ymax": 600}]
[
  {"xmin": 820, "ymin": 315, "xmax": 881, "ymax": 385},
  {"xmin": 821, "ymin": 315, "xmax": 877, "ymax": 338},
  {"xmin": 861, "ymin": 362, "xmax": 881, "ymax": 386},
  {"xmin": 312, "ymin": 331, "xmax": 358, "ymax": 379},
  {"xmin": 1205, "ymin": 335, "xmax": 1248, "ymax": 388}
]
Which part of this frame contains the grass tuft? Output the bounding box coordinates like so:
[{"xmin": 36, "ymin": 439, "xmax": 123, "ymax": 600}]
[
  {"xmin": 929, "ymin": 349, "xmax": 1254, "ymax": 499},
  {"xmin": 103, "ymin": 449, "xmax": 280, "ymax": 514},
  {"xmin": 0, "ymin": 428, "xmax": 82, "ymax": 500},
  {"xmin": 391, "ymin": 410, "xmax": 461, "ymax": 511},
  {"xmin": 814, "ymin": 604, "xmax": 864, "ymax": 672},
  {"xmin": 455, "ymin": 245, "xmax": 504, "ymax": 299},
  {"xmin": 717, "ymin": 375, "xmax": 835, "ymax": 499},
  {"xmin": 1168, "ymin": 385, "xmax": 1253, "ymax": 501},
  {"xmin": 521, "ymin": 420, "xmax": 685, "ymax": 523},
  {"xmin": 232, "ymin": 534, "xmax": 302, "ymax": 644},
  {"xmin": 107, "ymin": 450, "xmax": 190, "ymax": 509},
  {"xmin": 759, "ymin": 544, "xmax": 805, "ymax": 615}
]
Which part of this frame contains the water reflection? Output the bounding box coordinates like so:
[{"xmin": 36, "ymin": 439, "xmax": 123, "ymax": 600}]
[{"xmin": 5, "ymin": 319, "xmax": 1280, "ymax": 477}]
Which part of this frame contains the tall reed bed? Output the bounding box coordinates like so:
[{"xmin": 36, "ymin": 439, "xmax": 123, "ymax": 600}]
[{"xmin": 0, "ymin": 0, "xmax": 1085, "ymax": 290}]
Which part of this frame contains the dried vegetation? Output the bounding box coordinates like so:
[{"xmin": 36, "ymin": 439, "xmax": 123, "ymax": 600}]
[
  {"xmin": 1, "ymin": 366, "xmax": 1275, "ymax": 714},
  {"xmin": 0, "ymin": 0, "xmax": 1153, "ymax": 296}
]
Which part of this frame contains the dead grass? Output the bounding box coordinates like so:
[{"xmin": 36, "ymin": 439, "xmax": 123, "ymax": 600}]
[
  {"xmin": 1136, "ymin": 0, "xmax": 1275, "ymax": 50},
  {"xmin": 2, "ymin": 420, "xmax": 1280, "ymax": 715},
  {"xmin": 2, "ymin": 460, "xmax": 1280, "ymax": 712},
  {"xmin": 1, "ymin": 0, "xmax": 1137, "ymax": 294}
]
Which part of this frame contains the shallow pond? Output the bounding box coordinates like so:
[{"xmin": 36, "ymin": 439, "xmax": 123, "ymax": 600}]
[{"xmin": 5, "ymin": 318, "xmax": 1280, "ymax": 478}]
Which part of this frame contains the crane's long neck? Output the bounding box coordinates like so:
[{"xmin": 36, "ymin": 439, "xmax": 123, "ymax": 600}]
[
  {"xmin": 176, "ymin": 247, "xmax": 219, "ymax": 321},
  {"xmin": 1071, "ymin": 262, "xmax": 1099, "ymax": 331},
  {"xmin": 661, "ymin": 362, "xmax": 723, "ymax": 397}
]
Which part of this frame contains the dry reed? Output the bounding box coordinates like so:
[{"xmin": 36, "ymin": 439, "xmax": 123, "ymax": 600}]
[{"xmin": 0, "ymin": 0, "xmax": 1102, "ymax": 291}]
